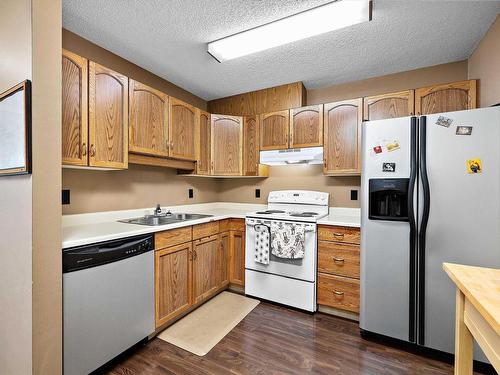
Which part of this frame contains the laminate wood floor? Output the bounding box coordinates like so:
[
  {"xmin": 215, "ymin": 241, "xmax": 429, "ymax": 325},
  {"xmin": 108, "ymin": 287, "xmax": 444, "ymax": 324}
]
[{"xmin": 105, "ymin": 301, "xmax": 480, "ymax": 375}]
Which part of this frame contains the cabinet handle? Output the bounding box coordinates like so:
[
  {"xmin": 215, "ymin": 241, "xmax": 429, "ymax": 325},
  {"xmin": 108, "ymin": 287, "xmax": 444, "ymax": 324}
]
[
  {"xmin": 332, "ymin": 290, "xmax": 344, "ymax": 296},
  {"xmin": 220, "ymin": 240, "xmax": 224, "ymax": 250},
  {"xmin": 170, "ymin": 141, "xmax": 174, "ymax": 149},
  {"xmin": 89, "ymin": 144, "xmax": 96, "ymax": 157},
  {"xmin": 333, "ymin": 232, "xmax": 344, "ymax": 239},
  {"xmin": 193, "ymin": 250, "xmax": 197, "ymax": 260},
  {"xmin": 189, "ymin": 250, "xmax": 193, "ymax": 260},
  {"xmin": 81, "ymin": 143, "xmax": 87, "ymax": 156},
  {"xmin": 332, "ymin": 257, "xmax": 345, "ymax": 263}
]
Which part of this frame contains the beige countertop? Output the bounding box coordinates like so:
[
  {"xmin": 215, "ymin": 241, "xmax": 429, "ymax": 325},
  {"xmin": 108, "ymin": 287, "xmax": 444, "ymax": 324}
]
[{"xmin": 62, "ymin": 203, "xmax": 361, "ymax": 249}]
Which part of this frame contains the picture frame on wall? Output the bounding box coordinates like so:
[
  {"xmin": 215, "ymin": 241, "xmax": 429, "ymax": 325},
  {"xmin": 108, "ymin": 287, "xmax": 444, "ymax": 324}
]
[{"xmin": 0, "ymin": 80, "xmax": 32, "ymax": 176}]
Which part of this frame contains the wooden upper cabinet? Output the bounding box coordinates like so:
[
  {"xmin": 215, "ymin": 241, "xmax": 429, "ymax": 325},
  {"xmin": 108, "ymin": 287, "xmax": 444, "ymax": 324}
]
[
  {"xmin": 363, "ymin": 90, "xmax": 414, "ymax": 121},
  {"xmin": 192, "ymin": 235, "xmax": 220, "ymax": 304},
  {"xmin": 196, "ymin": 109, "xmax": 211, "ymax": 175},
  {"xmin": 415, "ymin": 80, "xmax": 477, "ymax": 115},
  {"xmin": 169, "ymin": 98, "xmax": 197, "ymax": 161},
  {"xmin": 88, "ymin": 62, "xmax": 128, "ymax": 169},
  {"xmin": 155, "ymin": 242, "xmax": 193, "ymax": 328},
  {"xmin": 260, "ymin": 110, "xmax": 290, "ymax": 150},
  {"xmin": 243, "ymin": 115, "xmax": 260, "ymax": 176},
  {"xmin": 290, "ymin": 105, "xmax": 323, "ymax": 148},
  {"xmin": 211, "ymin": 115, "xmax": 243, "ymax": 175},
  {"xmin": 62, "ymin": 49, "xmax": 88, "ymax": 166},
  {"xmin": 129, "ymin": 79, "xmax": 169, "ymax": 157},
  {"xmin": 323, "ymin": 99, "xmax": 363, "ymax": 176}
]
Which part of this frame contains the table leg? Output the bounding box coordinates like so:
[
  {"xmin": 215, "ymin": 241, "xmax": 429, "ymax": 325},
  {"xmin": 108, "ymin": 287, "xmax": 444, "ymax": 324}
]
[{"xmin": 454, "ymin": 288, "xmax": 473, "ymax": 375}]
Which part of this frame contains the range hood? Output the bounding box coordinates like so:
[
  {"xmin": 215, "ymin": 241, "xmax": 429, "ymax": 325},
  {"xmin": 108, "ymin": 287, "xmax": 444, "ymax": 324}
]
[{"xmin": 259, "ymin": 147, "xmax": 323, "ymax": 166}]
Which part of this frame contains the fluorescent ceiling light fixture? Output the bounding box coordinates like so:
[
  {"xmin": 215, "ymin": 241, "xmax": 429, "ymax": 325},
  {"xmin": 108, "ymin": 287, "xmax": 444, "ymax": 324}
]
[{"xmin": 208, "ymin": 0, "xmax": 372, "ymax": 62}]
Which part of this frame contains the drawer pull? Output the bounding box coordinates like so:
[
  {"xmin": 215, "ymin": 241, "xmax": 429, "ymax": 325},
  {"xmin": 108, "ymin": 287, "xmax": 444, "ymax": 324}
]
[
  {"xmin": 333, "ymin": 232, "xmax": 344, "ymax": 239},
  {"xmin": 332, "ymin": 257, "xmax": 345, "ymax": 263},
  {"xmin": 332, "ymin": 290, "xmax": 344, "ymax": 296}
]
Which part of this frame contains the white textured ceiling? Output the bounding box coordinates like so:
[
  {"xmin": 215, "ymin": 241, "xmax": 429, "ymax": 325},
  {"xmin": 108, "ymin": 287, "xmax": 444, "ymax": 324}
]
[{"xmin": 63, "ymin": 0, "xmax": 500, "ymax": 100}]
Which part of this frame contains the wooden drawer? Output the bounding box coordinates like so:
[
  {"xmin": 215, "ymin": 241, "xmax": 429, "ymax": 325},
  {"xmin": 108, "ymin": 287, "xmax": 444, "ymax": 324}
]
[
  {"xmin": 155, "ymin": 226, "xmax": 192, "ymax": 250},
  {"xmin": 317, "ymin": 274, "xmax": 359, "ymax": 313},
  {"xmin": 318, "ymin": 225, "xmax": 360, "ymax": 245},
  {"xmin": 318, "ymin": 241, "xmax": 360, "ymax": 279},
  {"xmin": 193, "ymin": 221, "xmax": 220, "ymax": 240},
  {"xmin": 229, "ymin": 218, "xmax": 245, "ymax": 232},
  {"xmin": 219, "ymin": 219, "xmax": 230, "ymax": 232}
]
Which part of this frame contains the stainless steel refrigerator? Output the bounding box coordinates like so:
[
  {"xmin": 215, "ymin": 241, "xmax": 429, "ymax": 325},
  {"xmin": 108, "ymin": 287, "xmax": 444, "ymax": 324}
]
[{"xmin": 360, "ymin": 107, "xmax": 500, "ymax": 362}]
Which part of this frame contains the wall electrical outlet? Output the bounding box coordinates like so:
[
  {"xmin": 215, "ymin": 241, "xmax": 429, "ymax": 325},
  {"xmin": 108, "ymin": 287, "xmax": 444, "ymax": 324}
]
[
  {"xmin": 62, "ymin": 189, "xmax": 70, "ymax": 205},
  {"xmin": 188, "ymin": 188, "xmax": 194, "ymax": 199},
  {"xmin": 350, "ymin": 189, "xmax": 358, "ymax": 201}
]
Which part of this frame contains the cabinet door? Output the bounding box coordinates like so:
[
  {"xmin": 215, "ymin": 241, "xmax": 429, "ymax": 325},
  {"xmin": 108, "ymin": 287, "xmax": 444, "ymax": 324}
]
[
  {"xmin": 192, "ymin": 235, "xmax": 220, "ymax": 304},
  {"xmin": 88, "ymin": 62, "xmax": 128, "ymax": 169},
  {"xmin": 290, "ymin": 105, "xmax": 323, "ymax": 148},
  {"xmin": 229, "ymin": 230, "xmax": 245, "ymax": 286},
  {"xmin": 169, "ymin": 97, "xmax": 197, "ymax": 160},
  {"xmin": 62, "ymin": 49, "xmax": 88, "ymax": 166},
  {"xmin": 243, "ymin": 115, "xmax": 260, "ymax": 176},
  {"xmin": 155, "ymin": 242, "xmax": 192, "ymax": 328},
  {"xmin": 217, "ymin": 232, "xmax": 230, "ymax": 287},
  {"xmin": 196, "ymin": 109, "xmax": 211, "ymax": 175},
  {"xmin": 129, "ymin": 79, "xmax": 169, "ymax": 157},
  {"xmin": 323, "ymin": 99, "xmax": 363, "ymax": 175},
  {"xmin": 363, "ymin": 90, "xmax": 414, "ymax": 121},
  {"xmin": 415, "ymin": 80, "xmax": 477, "ymax": 115},
  {"xmin": 260, "ymin": 110, "xmax": 289, "ymax": 150},
  {"xmin": 211, "ymin": 115, "xmax": 243, "ymax": 175}
]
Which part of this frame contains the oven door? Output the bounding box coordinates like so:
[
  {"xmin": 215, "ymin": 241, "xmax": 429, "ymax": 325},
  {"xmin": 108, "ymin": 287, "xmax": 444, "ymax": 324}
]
[{"xmin": 245, "ymin": 217, "xmax": 317, "ymax": 282}]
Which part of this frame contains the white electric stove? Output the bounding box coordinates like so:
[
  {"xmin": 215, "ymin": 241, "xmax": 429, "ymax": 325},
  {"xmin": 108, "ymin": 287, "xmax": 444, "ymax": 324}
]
[{"xmin": 245, "ymin": 190, "xmax": 329, "ymax": 311}]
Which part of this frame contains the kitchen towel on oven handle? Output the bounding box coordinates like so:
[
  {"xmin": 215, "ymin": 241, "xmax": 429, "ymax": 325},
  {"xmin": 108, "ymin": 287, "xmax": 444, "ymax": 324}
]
[
  {"xmin": 254, "ymin": 224, "xmax": 270, "ymax": 265},
  {"xmin": 270, "ymin": 222, "xmax": 305, "ymax": 259}
]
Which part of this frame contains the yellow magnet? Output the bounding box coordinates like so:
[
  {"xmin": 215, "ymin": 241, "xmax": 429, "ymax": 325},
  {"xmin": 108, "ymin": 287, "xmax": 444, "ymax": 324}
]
[{"xmin": 466, "ymin": 158, "xmax": 482, "ymax": 174}]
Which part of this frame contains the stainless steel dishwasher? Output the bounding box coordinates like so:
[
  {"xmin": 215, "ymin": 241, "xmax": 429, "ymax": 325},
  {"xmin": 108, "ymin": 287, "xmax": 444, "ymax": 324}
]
[{"xmin": 63, "ymin": 234, "xmax": 155, "ymax": 375}]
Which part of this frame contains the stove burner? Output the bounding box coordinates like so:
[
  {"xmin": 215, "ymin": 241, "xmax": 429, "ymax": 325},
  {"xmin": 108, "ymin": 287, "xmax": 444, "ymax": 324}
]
[
  {"xmin": 289, "ymin": 211, "xmax": 318, "ymax": 218},
  {"xmin": 255, "ymin": 210, "xmax": 286, "ymax": 214}
]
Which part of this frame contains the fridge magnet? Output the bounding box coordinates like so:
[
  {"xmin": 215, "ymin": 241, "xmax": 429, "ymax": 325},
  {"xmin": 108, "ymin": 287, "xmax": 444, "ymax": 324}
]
[
  {"xmin": 435, "ymin": 116, "xmax": 453, "ymax": 128},
  {"xmin": 386, "ymin": 140, "xmax": 400, "ymax": 152},
  {"xmin": 456, "ymin": 126, "xmax": 473, "ymax": 135},
  {"xmin": 382, "ymin": 162, "xmax": 396, "ymax": 172},
  {"xmin": 373, "ymin": 145, "xmax": 383, "ymax": 154},
  {"xmin": 466, "ymin": 158, "xmax": 482, "ymax": 174}
]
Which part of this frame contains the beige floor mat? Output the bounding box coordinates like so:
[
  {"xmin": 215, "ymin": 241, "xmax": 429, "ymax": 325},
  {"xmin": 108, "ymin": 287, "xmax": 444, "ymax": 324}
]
[{"xmin": 157, "ymin": 291, "xmax": 259, "ymax": 356}]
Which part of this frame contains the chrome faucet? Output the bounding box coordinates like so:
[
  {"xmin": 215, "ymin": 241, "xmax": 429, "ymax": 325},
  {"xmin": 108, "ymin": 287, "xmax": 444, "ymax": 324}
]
[{"xmin": 154, "ymin": 204, "xmax": 162, "ymax": 216}]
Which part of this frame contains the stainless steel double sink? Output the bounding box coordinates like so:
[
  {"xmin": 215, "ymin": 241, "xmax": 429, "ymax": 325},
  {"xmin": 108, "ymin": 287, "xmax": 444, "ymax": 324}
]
[{"xmin": 119, "ymin": 213, "xmax": 213, "ymax": 226}]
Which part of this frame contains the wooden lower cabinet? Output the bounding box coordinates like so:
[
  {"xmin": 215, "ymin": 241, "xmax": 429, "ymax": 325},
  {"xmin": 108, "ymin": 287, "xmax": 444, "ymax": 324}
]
[
  {"xmin": 192, "ymin": 234, "xmax": 220, "ymax": 304},
  {"xmin": 155, "ymin": 242, "xmax": 192, "ymax": 328},
  {"xmin": 155, "ymin": 220, "xmax": 246, "ymax": 329},
  {"xmin": 229, "ymin": 230, "xmax": 245, "ymax": 286},
  {"xmin": 218, "ymin": 232, "xmax": 230, "ymax": 287},
  {"xmin": 317, "ymin": 274, "xmax": 360, "ymax": 313},
  {"xmin": 317, "ymin": 225, "xmax": 361, "ymax": 317}
]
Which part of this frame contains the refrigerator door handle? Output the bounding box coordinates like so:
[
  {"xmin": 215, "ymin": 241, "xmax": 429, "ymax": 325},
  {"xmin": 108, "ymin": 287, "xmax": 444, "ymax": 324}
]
[
  {"xmin": 408, "ymin": 116, "xmax": 418, "ymax": 343},
  {"xmin": 418, "ymin": 115, "xmax": 431, "ymax": 345}
]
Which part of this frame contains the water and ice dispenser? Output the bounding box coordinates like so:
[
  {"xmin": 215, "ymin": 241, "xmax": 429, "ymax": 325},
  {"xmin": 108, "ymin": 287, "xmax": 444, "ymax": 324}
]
[{"xmin": 368, "ymin": 179, "xmax": 409, "ymax": 221}]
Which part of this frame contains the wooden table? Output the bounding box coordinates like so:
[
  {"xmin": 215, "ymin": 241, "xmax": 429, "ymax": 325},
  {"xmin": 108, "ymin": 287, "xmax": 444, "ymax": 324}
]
[{"xmin": 443, "ymin": 263, "xmax": 500, "ymax": 374}]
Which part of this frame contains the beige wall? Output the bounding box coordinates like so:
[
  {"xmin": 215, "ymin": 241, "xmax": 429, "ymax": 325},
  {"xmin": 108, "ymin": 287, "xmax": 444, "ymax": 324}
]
[
  {"xmin": 468, "ymin": 15, "xmax": 500, "ymax": 107},
  {"xmin": 32, "ymin": 0, "xmax": 62, "ymax": 373},
  {"xmin": 62, "ymin": 29, "xmax": 207, "ymax": 110},
  {"xmin": 307, "ymin": 60, "xmax": 468, "ymax": 105},
  {"xmin": 0, "ymin": 1, "xmax": 33, "ymax": 374},
  {"xmin": 63, "ymin": 165, "xmax": 219, "ymax": 214},
  {"xmin": 218, "ymin": 165, "xmax": 360, "ymax": 208}
]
